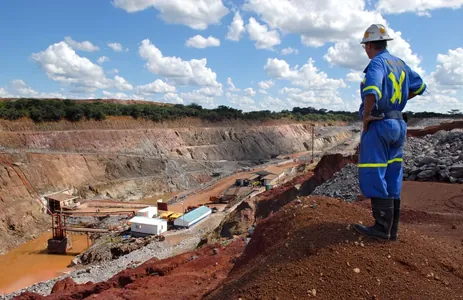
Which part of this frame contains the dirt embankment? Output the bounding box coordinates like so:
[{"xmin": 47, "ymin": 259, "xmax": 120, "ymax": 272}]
[
  {"xmin": 407, "ymin": 119, "xmax": 463, "ymax": 137},
  {"xmin": 207, "ymin": 195, "xmax": 463, "ymax": 299}
]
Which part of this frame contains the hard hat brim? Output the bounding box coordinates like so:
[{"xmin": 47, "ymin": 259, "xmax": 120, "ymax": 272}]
[{"xmin": 360, "ymin": 37, "xmax": 394, "ymax": 44}]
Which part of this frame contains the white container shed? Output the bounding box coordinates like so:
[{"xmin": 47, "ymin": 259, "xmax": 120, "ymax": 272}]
[
  {"xmin": 129, "ymin": 216, "xmax": 167, "ymax": 235},
  {"xmin": 174, "ymin": 206, "xmax": 212, "ymax": 228},
  {"xmin": 136, "ymin": 206, "xmax": 158, "ymax": 218}
]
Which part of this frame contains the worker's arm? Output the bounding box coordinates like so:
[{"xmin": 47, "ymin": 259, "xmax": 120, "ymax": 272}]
[
  {"xmin": 407, "ymin": 67, "xmax": 426, "ymax": 100},
  {"xmin": 361, "ymin": 59, "xmax": 384, "ymax": 132},
  {"xmin": 362, "ymin": 94, "xmax": 379, "ymax": 131}
]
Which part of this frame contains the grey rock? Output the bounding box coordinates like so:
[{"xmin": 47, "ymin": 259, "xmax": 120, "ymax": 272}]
[
  {"xmin": 408, "ymin": 174, "xmax": 417, "ymax": 181},
  {"xmin": 312, "ymin": 164, "xmax": 361, "ymax": 202},
  {"xmin": 417, "ymin": 169, "xmax": 436, "ymax": 180}
]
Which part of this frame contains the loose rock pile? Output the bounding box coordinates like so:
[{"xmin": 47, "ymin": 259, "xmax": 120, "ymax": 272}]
[
  {"xmin": 311, "ymin": 129, "xmax": 463, "ymax": 202},
  {"xmin": 312, "ymin": 164, "xmax": 361, "ymax": 202},
  {"xmin": 404, "ymin": 130, "xmax": 463, "ymax": 183}
]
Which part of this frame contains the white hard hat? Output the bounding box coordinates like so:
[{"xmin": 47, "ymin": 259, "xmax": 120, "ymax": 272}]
[{"xmin": 360, "ymin": 24, "xmax": 393, "ymax": 44}]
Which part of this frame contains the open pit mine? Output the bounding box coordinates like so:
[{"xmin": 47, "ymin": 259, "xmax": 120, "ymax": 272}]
[{"xmin": 1, "ymin": 112, "xmax": 462, "ymax": 300}]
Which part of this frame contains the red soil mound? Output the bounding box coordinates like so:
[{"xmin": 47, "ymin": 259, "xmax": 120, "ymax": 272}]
[
  {"xmin": 13, "ymin": 241, "xmax": 245, "ymax": 300},
  {"xmin": 207, "ymin": 196, "xmax": 463, "ymax": 300},
  {"xmin": 407, "ymin": 120, "xmax": 463, "ymax": 137}
]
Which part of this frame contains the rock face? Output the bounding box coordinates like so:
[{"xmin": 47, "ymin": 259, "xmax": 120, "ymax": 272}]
[
  {"xmin": 0, "ymin": 117, "xmax": 353, "ymax": 253},
  {"xmin": 312, "ymin": 164, "xmax": 361, "ymax": 202},
  {"xmin": 404, "ymin": 130, "xmax": 463, "ymax": 183},
  {"xmin": 299, "ymin": 153, "xmax": 358, "ymax": 196},
  {"xmin": 72, "ymin": 234, "xmax": 164, "ymax": 266}
]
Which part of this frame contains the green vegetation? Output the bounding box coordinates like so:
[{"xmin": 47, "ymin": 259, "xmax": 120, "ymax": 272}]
[
  {"xmin": 0, "ymin": 98, "xmax": 460, "ymax": 124},
  {"xmin": 0, "ymin": 98, "xmax": 358, "ymax": 123}
]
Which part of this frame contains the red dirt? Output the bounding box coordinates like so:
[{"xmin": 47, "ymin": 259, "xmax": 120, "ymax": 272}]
[
  {"xmin": 207, "ymin": 194, "xmax": 463, "ymax": 299},
  {"xmin": 13, "ymin": 240, "xmax": 245, "ymax": 300},
  {"xmin": 355, "ymin": 181, "xmax": 463, "ymax": 247}
]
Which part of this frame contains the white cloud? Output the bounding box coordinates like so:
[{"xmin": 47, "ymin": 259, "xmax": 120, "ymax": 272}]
[
  {"xmin": 377, "ymin": 0, "xmax": 463, "ymax": 16},
  {"xmin": 179, "ymin": 85, "xmax": 223, "ymax": 107},
  {"xmin": 64, "ymin": 36, "xmax": 100, "ymax": 52},
  {"xmin": 139, "ymin": 39, "xmax": 220, "ymax": 87},
  {"xmin": 109, "ymin": 69, "xmax": 119, "ymax": 74},
  {"xmin": 226, "ymin": 92, "xmax": 257, "ymax": 111},
  {"xmin": 433, "ymin": 48, "xmax": 463, "ymax": 86},
  {"xmin": 246, "ymin": 17, "xmax": 281, "ymax": 50},
  {"xmin": 0, "ymin": 88, "xmax": 11, "ymax": 97},
  {"xmin": 32, "ymin": 41, "xmax": 133, "ymax": 94},
  {"xmin": 113, "ymin": 75, "xmax": 133, "ymax": 91},
  {"xmin": 136, "ymin": 79, "xmax": 177, "ymax": 94},
  {"xmin": 243, "ymin": 0, "xmax": 386, "ymax": 47},
  {"xmin": 259, "ymin": 89, "xmax": 268, "ymax": 94},
  {"xmin": 102, "ymin": 91, "xmax": 130, "ymax": 99},
  {"xmin": 279, "ymin": 87, "xmax": 344, "ymax": 109},
  {"xmin": 226, "ymin": 77, "xmax": 240, "ymax": 92},
  {"xmin": 108, "ymin": 42, "xmax": 125, "ymax": 52},
  {"xmin": 10, "ymin": 79, "xmax": 38, "ymax": 97},
  {"xmin": 226, "ymin": 11, "xmax": 246, "ymax": 41},
  {"xmin": 4, "ymin": 80, "xmax": 63, "ymax": 98},
  {"xmin": 258, "ymin": 80, "xmax": 274, "ymax": 89},
  {"xmin": 406, "ymin": 92, "xmax": 463, "ymax": 113},
  {"xmin": 162, "ymin": 93, "xmax": 184, "ymax": 104},
  {"xmin": 32, "ymin": 41, "xmax": 111, "ymax": 92},
  {"xmin": 180, "ymin": 91, "xmax": 215, "ymax": 108},
  {"xmin": 264, "ymin": 57, "xmax": 346, "ymax": 90},
  {"xmin": 281, "ymin": 47, "xmax": 299, "ymax": 55},
  {"xmin": 97, "ymin": 56, "xmax": 110, "ymax": 64},
  {"xmin": 186, "ymin": 35, "xmax": 220, "ymax": 48},
  {"xmin": 324, "ymin": 28, "xmax": 423, "ymax": 74},
  {"xmin": 258, "ymin": 95, "xmax": 288, "ymax": 112},
  {"xmin": 113, "ymin": 0, "xmax": 229, "ymax": 30},
  {"xmin": 244, "ymin": 87, "xmax": 256, "ymax": 97},
  {"xmin": 346, "ymin": 71, "xmax": 363, "ymax": 82}
]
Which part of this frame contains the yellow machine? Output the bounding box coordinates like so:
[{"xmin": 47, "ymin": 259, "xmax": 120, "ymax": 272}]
[{"xmin": 160, "ymin": 211, "xmax": 183, "ymax": 222}]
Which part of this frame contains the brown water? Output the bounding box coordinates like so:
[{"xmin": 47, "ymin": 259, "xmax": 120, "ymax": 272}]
[{"xmin": 0, "ymin": 232, "xmax": 89, "ymax": 295}]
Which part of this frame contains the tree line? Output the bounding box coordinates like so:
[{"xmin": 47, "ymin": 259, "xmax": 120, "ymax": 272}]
[{"xmin": 0, "ymin": 98, "xmax": 459, "ymax": 123}]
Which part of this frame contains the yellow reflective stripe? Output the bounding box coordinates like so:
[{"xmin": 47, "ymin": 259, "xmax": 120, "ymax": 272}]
[
  {"xmin": 412, "ymin": 82, "xmax": 425, "ymax": 94},
  {"xmin": 388, "ymin": 158, "xmax": 403, "ymax": 164},
  {"xmin": 358, "ymin": 158, "xmax": 403, "ymax": 168},
  {"xmin": 389, "ymin": 70, "xmax": 406, "ymax": 104},
  {"xmin": 362, "ymin": 86, "xmax": 382, "ymax": 99},
  {"xmin": 358, "ymin": 163, "xmax": 387, "ymax": 168}
]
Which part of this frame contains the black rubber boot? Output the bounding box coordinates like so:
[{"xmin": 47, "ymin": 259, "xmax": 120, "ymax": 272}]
[
  {"xmin": 353, "ymin": 198, "xmax": 394, "ymax": 240},
  {"xmin": 389, "ymin": 199, "xmax": 401, "ymax": 241}
]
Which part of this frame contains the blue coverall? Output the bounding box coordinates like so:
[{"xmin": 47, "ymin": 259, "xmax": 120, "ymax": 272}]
[{"xmin": 358, "ymin": 49, "xmax": 426, "ymax": 199}]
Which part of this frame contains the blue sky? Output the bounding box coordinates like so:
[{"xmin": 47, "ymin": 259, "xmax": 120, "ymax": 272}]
[{"xmin": 1, "ymin": 0, "xmax": 462, "ymax": 113}]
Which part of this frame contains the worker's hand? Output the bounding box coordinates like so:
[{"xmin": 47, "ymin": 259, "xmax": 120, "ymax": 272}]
[{"xmin": 362, "ymin": 114, "xmax": 383, "ymax": 132}]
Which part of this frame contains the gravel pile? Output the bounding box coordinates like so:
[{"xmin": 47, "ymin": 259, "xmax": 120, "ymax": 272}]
[
  {"xmin": 403, "ymin": 130, "xmax": 463, "ymax": 183},
  {"xmin": 312, "ymin": 164, "xmax": 361, "ymax": 202}
]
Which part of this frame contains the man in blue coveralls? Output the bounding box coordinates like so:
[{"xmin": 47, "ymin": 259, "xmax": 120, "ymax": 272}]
[{"xmin": 352, "ymin": 24, "xmax": 426, "ymax": 241}]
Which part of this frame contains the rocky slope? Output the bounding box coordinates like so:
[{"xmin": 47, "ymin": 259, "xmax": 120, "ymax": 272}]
[
  {"xmin": 0, "ymin": 117, "xmax": 353, "ymax": 254},
  {"xmin": 404, "ymin": 129, "xmax": 463, "ymax": 182}
]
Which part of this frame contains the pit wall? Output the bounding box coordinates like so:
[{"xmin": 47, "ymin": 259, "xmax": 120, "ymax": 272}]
[{"xmin": 0, "ymin": 119, "xmax": 353, "ymax": 254}]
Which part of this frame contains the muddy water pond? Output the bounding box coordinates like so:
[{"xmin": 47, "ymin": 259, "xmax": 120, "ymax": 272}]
[{"xmin": 0, "ymin": 232, "xmax": 89, "ymax": 294}]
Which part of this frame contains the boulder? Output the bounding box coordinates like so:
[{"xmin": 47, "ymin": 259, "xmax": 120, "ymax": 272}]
[{"xmin": 417, "ymin": 169, "xmax": 436, "ymax": 180}]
